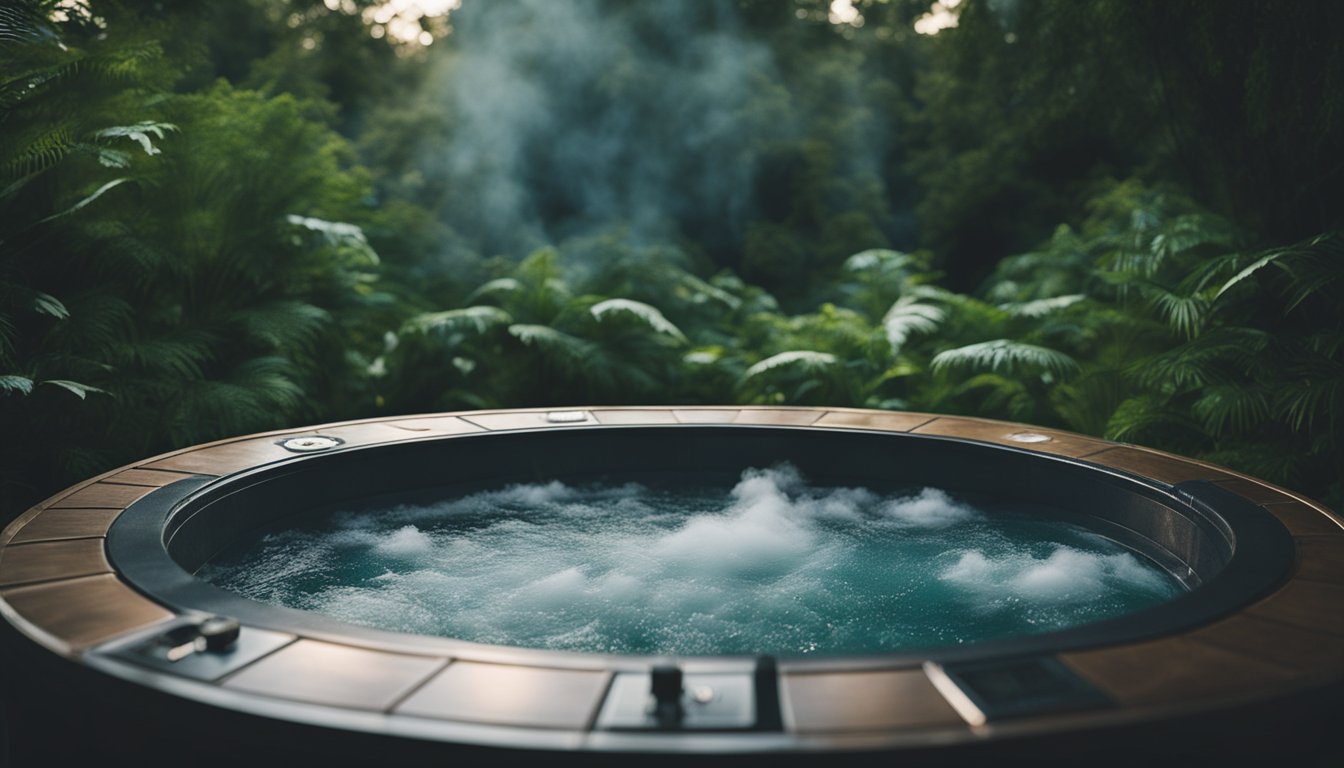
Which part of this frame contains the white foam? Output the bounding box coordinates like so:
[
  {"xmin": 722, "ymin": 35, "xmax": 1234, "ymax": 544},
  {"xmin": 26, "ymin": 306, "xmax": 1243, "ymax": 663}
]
[
  {"xmin": 204, "ymin": 464, "xmax": 1183, "ymax": 655},
  {"xmin": 940, "ymin": 546, "xmax": 1171, "ymax": 606},
  {"xmin": 879, "ymin": 488, "xmax": 980, "ymax": 528},
  {"xmin": 374, "ymin": 525, "xmax": 434, "ymax": 556}
]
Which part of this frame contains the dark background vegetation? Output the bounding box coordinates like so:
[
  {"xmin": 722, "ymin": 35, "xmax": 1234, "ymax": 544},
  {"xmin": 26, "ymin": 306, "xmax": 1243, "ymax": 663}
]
[{"xmin": 3, "ymin": 0, "xmax": 1342, "ymax": 523}]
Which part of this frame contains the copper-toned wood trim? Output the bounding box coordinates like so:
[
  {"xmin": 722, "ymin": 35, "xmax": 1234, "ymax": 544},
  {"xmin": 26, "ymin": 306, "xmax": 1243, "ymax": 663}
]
[
  {"xmin": 315, "ymin": 422, "xmax": 425, "ymax": 444},
  {"xmin": 814, "ymin": 410, "xmax": 933, "ymax": 432},
  {"xmin": 1210, "ymin": 477, "xmax": 1297, "ymax": 505},
  {"xmin": 1292, "ymin": 537, "xmax": 1344, "ymax": 584},
  {"xmin": 671, "ymin": 408, "xmax": 740, "ymax": 423},
  {"xmin": 46, "ymin": 482, "xmax": 157, "ymax": 510},
  {"xmin": 1245, "ymin": 579, "xmax": 1344, "ymax": 635},
  {"xmin": 9, "ymin": 508, "xmax": 122, "ymax": 544},
  {"xmin": 142, "ymin": 439, "xmax": 297, "ymax": 474},
  {"xmin": 590, "ymin": 408, "xmax": 680, "ymax": 425},
  {"xmin": 1263, "ymin": 500, "xmax": 1344, "ymax": 537},
  {"xmin": 1186, "ymin": 613, "xmax": 1344, "ymax": 677},
  {"xmin": 102, "ymin": 468, "xmax": 198, "ymax": 487},
  {"xmin": 1, "ymin": 574, "xmax": 173, "ymax": 650},
  {"xmin": 461, "ymin": 410, "xmax": 595, "ymax": 431},
  {"xmin": 0, "ymin": 538, "xmax": 112, "ymax": 587},
  {"xmin": 732, "ymin": 408, "xmax": 825, "ymax": 426},
  {"xmin": 1058, "ymin": 637, "xmax": 1303, "ymax": 707},
  {"xmin": 383, "ymin": 415, "xmax": 487, "ymax": 434},
  {"xmin": 1076, "ymin": 446, "xmax": 1238, "ymax": 485},
  {"xmin": 911, "ymin": 417, "xmax": 1111, "ymax": 458}
]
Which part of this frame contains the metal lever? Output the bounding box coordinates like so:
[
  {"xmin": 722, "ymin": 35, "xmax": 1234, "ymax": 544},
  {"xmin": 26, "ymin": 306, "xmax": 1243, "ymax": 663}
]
[
  {"xmin": 155, "ymin": 615, "xmax": 241, "ymax": 661},
  {"xmin": 649, "ymin": 665, "xmax": 684, "ymax": 725}
]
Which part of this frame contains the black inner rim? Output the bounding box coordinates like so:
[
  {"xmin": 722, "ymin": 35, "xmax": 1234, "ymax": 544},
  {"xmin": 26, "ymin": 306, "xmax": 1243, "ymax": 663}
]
[{"xmin": 106, "ymin": 424, "xmax": 1296, "ymax": 667}]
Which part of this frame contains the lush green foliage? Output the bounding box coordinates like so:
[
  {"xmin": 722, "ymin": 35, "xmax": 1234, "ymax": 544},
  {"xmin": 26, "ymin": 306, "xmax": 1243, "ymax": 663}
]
[{"xmin": 2, "ymin": 0, "xmax": 1341, "ymax": 518}]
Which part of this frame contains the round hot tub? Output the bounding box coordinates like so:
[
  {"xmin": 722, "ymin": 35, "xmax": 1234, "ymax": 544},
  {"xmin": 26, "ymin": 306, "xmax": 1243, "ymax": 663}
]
[{"xmin": 1, "ymin": 407, "xmax": 1340, "ymax": 765}]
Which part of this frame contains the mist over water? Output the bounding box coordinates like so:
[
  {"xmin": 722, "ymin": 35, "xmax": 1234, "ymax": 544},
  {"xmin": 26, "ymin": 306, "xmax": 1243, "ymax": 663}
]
[
  {"xmin": 201, "ymin": 465, "xmax": 1184, "ymax": 656},
  {"xmin": 424, "ymin": 0, "xmax": 790, "ymax": 254}
]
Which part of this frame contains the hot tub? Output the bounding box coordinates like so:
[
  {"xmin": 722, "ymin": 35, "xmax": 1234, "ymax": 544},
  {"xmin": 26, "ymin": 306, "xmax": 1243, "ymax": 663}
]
[{"xmin": 1, "ymin": 407, "xmax": 1340, "ymax": 765}]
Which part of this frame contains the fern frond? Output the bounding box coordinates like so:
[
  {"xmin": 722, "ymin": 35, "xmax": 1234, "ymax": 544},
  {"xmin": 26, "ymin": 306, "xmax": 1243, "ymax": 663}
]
[
  {"xmin": 882, "ymin": 296, "xmax": 944, "ymax": 352},
  {"xmin": 1192, "ymin": 385, "xmax": 1271, "ymax": 435},
  {"xmin": 931, "ymin": 339, "xmax": 1079, "ymax": 378},
  {"xmin": 1132, "ymin": 328, "xmax": 1271, "ymax": 390},
  {"xmin": 228, "ymin": 301, "xmax": 330, "ymax": 349},
  {"xmin": 1274, "ymin": 364, "xmax": 1344, "ymax": 433},
  {"xmin": 2, "ymin": 126, "xmax": 75, "ymax": 181},
  {"xmin": 1150, "ymin": 289, "xmax": 1209, "ymax": 339},
  {"xmin": 94, "ymin": 122, "xmax": 178, "ymax": 157},
  {"xmin": 40, "ymin": 379, "xmax": 104, "ymax": 399},
  {"xmin": 999, "ymin": 294, "xmax": 1086, "ymax": 318},
  {"xmin": 35, "ymin": 178, "xmax": 131, "ymax": 225},
  {"xmin": 742, "ymin": 350, "xmax": 838, "ymax": 379},
  {"xmin": 507, "ymin": 324, "xmax": 597, "ymax": 364},
  {"xmin": 405, "ymin": 305, "xmax": 511, "ymax": 336},
  {"xmin": 589, "ymin": 298, "xmax": 687, "ymax": 342},
  {"xmin": 464, "ymin": 277, "xmax": 522, "ymax": 304},
  {"xmin": 1104, "ymin": 395, "xmax": 1203, "ymax": 444},
  {"xmin": 843, "ymin": 248, "xmax": 915, "ymax": 274},
  {"xmin": 0, "ymin": 375, "xmax": 34, "ymax": 395}
]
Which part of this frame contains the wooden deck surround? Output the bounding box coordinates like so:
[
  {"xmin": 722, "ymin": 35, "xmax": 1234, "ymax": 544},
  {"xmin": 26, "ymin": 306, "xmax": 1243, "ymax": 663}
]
[{"xmin": 0, "ymin": 407, "xmax": 1339, "ymax": 751}]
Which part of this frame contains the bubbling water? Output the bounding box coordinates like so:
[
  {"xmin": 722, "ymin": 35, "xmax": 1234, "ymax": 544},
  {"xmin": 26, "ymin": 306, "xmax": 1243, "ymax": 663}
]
[{"xmin": 200, "ymin": 465, "xmax": 1184, "ymax": 656}]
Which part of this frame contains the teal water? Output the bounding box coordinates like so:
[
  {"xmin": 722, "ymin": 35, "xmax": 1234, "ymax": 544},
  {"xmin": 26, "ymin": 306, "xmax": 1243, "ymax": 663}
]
[{"xmin": 199, "ymin": 465, "xmax": 1185, "ymax": 656}]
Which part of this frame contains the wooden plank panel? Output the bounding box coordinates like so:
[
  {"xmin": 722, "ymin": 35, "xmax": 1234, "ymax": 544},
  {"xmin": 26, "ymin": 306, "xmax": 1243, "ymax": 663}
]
[
  {"xmin": 10, "ymin": 508, "xmax": 122, "ymax": 544},
  {"xmin": 1294, "ymin": 537, "xmax": 1344, "ymax": 584},
  {"xmin": 1246, "ymin": 579, "xmax": 1344, "ymax": 635},
  {"xmin": 2, "ymin": 574, "xmax": 173, "ymax": 650},
  {"xmin": 590, "ymin": 409, "xmax": 679, "ymax": 425},
  {"xmin": 912, "ymin": 418, "xmax": 1111, "ymax": 458},
  {"xmin": 672, "ymin": 408, "xmax": 739, "ymax": 423},
  {"xmin": 1059, "ymin": 638, "xmax": 1301, "ymax": 707},
  {"xmin": 103, "ymin": 468, "xmax": 198, "ymax": 487},
  {"xmin": 462, "ymin": 411, "xmax": 594, "ymax": 431},
  {"xmin": 1264, "ymin": 501, "xmax": 1344, "ymax": 537},
  {"xmin": 223, "ymin": 640, "xmax": 444, "ymax": 711},
  {"xmin": 733, "ymin": 408, "xmax": 824, "ymax": 426},
  {"xmin": 47, "ymin": 482, "xmax": 156, "ymax": 510},
  {"xmin": 397, "ymin": 662, "xmax": 610, "ymax": 729},
  {"xmin": 1076, "ymin": 447, "xmax": 1237, "ymax": 485},
  {"xmin": 384, "ymin": 416, "xmax": 487, "ymax": 434},
  {"xmin": 143, "ymin": 438, "xmax": 295, "ymax": 474},
  {"xmin": 0, "ymin": 539, "xmax": 111, "ymax": 586},
  {"xmin": 814, "ymin": 410, "xmax": 934, "ymax": 432},
  {"xmin": 1211, "ymin": 477, "xmax": 1299, "ymax": 505},
  {"xmin": 782, "ymin": 669, "xmax": 965, "ymax": 732},
  {"xmin": 1187, "ymin": 613, "xmax": 1344, "ymax": 677},
  {"xmin": 317, "ymin": 422, "xmax": 421, "ymax": 445}
]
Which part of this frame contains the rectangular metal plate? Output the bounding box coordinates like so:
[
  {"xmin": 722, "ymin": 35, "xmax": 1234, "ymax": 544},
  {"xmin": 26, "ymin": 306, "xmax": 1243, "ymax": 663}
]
[{"xmin": 597, "ymin": 672, "xmax": 754, "ymax": 731}]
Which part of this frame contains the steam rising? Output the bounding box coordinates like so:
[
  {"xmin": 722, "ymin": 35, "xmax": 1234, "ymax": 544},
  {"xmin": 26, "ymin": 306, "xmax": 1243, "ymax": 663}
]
[
  {"xmin": 202, "ymin": 465, "xmax": 1183, "ymax": 656},
  {"xmin": 419, "ymin": 1, "xmax": 795, "ymax": 254}
]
